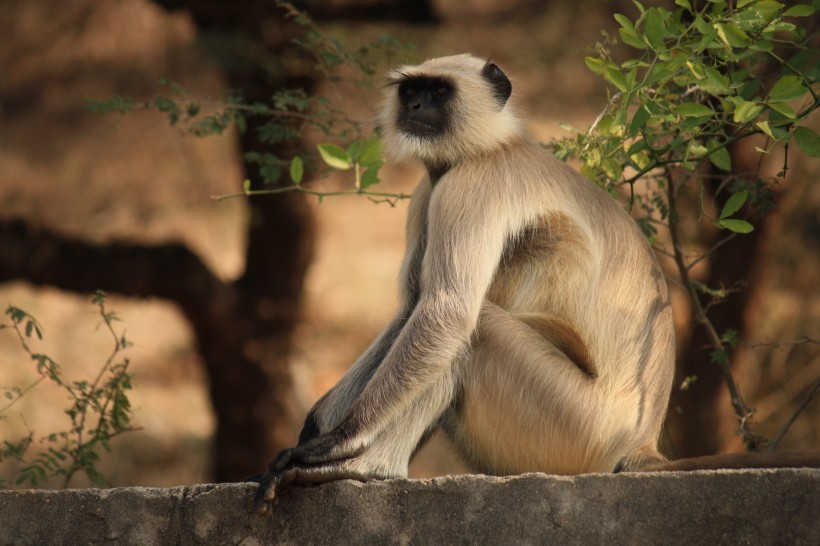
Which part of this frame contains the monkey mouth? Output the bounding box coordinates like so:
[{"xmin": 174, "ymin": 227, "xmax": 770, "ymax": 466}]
[{"xmin": 399, "ymin": 119, "xmax": 439, "ymax": 137}]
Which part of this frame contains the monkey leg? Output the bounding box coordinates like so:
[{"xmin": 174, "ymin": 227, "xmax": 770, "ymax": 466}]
[{"xmin": 444, "ymin": 302, "xmax": 664, "ymax": 476}]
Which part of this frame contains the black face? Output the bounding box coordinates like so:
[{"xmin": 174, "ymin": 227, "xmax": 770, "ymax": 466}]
[{"xmin": 395, "ymin": 76, "xmax": 454, "ymax": 138}]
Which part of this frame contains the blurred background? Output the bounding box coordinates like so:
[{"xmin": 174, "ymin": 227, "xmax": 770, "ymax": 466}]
[{"xmin": 0, "ymin": 0, "xmax": 817, "ymax": 488}]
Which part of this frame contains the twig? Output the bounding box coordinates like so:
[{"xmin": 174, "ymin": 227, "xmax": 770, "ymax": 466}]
[
  {"xmin": 212, "ymin": 184, "xmax": 412, "ymax": 203},
  {"xmin": 666, "ymin": 167, "xmax": 758, "ymax": 447},
  {"xmin": 769, "ymin": 380, "xmax": 820, "ymax": 450},
  {"xmin": 588, "ymin": 92, "xmax": 622, "ymax": 134},
  {"xmin": 686, "ymin": 232, "xmax": 738, "ymax": 272},
  {"xmin": 743, "ymin": 337, "xmax": 820, "ymax": 350},
  {"xmin": 0, "ymin": 375, "xmax": 46, "ymax": 415},
  {"xmin": 0, "ymin": 317, "xmax": 49, "ymax": 414}
]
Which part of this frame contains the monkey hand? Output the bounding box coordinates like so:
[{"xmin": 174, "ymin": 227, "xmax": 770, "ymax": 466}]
[{"xmin": 254, "ymin": 429, "xmax": 372, "ymax": 515}]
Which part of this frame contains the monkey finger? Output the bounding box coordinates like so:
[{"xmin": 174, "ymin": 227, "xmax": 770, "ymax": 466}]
[
  {"xmin": 253, "ymin": 472, "xmax": 281, "ymax": 515},
  {"xmin": 279, "ymin": 460, "xmax": 377, "ymax": 487},
  {"xmin": 295, "ymin": 431, "xmax": 366, "ymax": 466},
  {"xmin": 272, "ymin": 447, "xmax": 295, "ymax": 471},
  {"xmin": 273, "ymin": 437, "xmax": 335, "ymax": 469}
]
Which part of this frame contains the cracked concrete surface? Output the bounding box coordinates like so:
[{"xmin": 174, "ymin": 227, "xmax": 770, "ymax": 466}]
[{"xmin": 1, "ymin": 470, "xmax": 818, "ymax": 545}]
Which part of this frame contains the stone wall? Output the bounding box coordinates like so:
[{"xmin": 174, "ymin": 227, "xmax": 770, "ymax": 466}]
[{"xmin": 1, "ymin": 469, "xmax": 818, "ymax": 545}]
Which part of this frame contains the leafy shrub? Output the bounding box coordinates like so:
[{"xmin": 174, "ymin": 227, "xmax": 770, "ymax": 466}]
[{"xmin": 0, "ymin": 292, "xmax": 137, "ymax": 488}]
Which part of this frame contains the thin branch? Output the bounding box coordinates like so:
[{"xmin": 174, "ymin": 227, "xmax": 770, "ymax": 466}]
[
  {"xmin": 588, "ymin": 92, "xmax": 622, "ymax": 134},
  {"xmin": 624, "ymin": 127, "xmax": 762, "ymax": 186},
  {"xmin": 0, "ymin": 373, "xmax": 46, "ymax": 415},
  {"xmin": 686, "ymin": 232, "xmax": 738, "ymax": 272},
  {"xmin": 666, "ymin": 167, "xmax": 757, "ymax": 446},
  {"xmin": 769, "ymin": 380, "xmax": 820, "ymax": 451},
  {"xmin": 70, "ymin": 294, "xmax": 123, "ymax": 483},
  {"xmin": 1, "ymin": 318, "xmax": 51, "ymax": 414},
  {"xmin": 743, "ymin": 337, "xmax": 820, "ymax": 350},
  {"xmin": 212, "ymin": 183, "xmax": 412, "ymax": 203}
]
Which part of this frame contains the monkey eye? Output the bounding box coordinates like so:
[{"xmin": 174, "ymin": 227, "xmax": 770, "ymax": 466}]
[{"xmin": 434, "ymin": 86, "xmax": 448, "ymax": 95}]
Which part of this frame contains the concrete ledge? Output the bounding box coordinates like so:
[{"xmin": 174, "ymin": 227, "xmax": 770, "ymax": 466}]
[{"xmin": 1, "ymin": 469, "xmax": 818, "ymax": 545}]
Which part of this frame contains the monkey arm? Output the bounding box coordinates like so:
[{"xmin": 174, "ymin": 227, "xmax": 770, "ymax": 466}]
[
  {"xmin": 297, "ymin": 314, "xmax": 409, "ymax": 444},
  {"xmin": 297, "ymin": 180, "xmax": 434, "ymax": 444},
  {"xmin": 278, "ymin": 177, "xmax": 519, "ymax": 465}
]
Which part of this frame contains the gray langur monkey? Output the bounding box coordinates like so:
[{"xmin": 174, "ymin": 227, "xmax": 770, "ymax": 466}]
[{"xmin": 255, "ymin": 53, "xmax": 677, "ymax": 512}]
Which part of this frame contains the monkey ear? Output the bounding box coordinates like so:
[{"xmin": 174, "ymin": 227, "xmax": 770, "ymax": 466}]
[{"xmin": 481, "ymin": 61, "xmax": 512, "ymax": 107}]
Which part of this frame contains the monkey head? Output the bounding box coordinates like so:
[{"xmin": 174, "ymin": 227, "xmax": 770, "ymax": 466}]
[{"xmin": 377, "ymin": 54, "xmax": 522, "ymax": 168}]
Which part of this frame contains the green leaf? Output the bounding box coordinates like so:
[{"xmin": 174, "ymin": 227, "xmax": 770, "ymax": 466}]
[
  {"xmin": 767, "ymin": 76, "xmax": 808, "ymax": 102},
  {"xmin": 750, "ymin": 1, "xmax": 786, "ymax": 15},
  {"xmin": 627, "ymin": 138, "xmax": 649, "ymax": 156},
  {"xmin": 720, "ymin": 190, "xmax": 748, "ymax": 220},
  {"xmin": 714, "ymin": 23, "xmax": 752, "ymax": 49},
  {"xmin": 604, "ymin": 66, "xmax": 629, "ymax": 92},
  {"xmin": 708, "ymin": 141, "xmax": 732, "ymax": 171},
  {"xmin": 700, "ymin": 66, "xmax": 731, "ymax": 95},
  {"xmin": 614, "ymin": 13, "xmax": 635, "ymax": 31},
  {"xmin": 647, "ymin": 64, "xmax": 674, "ymax": 84},
  {"xmin": 346, "ymin": 139, "xmax": 367, "ymax": 161},
  {"xmin": 153, "ymin": 97, "xmax": 181, "ymax": 125},
  {"xmin": 693, "ymin": 280, "xmax": 727, "ymax": 299},
  {"xmin": 258, "ymin": 162, "xmax": 282, "ymax": 185},
  {"xmin": 786, "ymin": 50, "xmax": 820, "ymax": 82},
  {"xmin": 756, "ymin": 120, "xmax": 775, "ymax": 140},
  {"xmin": 644, "ymin": 8, "xmax": 666, "ymax": 48},
  {"xmin": 717, "ymin": 218, "xmax": 755, "ymax": 233},
  {"xmin": 783, "ymin": 4, "xmax": 816, "ymax": 17},
  {"xmin": 794, "ymin": 126, "xmax": 820, "ymax": 157},
  {"xmin": 686, "ymin": 61, "xmax": 705, "ymax": 80},
  {"xmin": 585, "ymin": 56, "xmax": 606, "ymax": 75},
  {"xmin": 674, "ymin": 103, "xmax": 713, "ymax": 118},
  {"xmin": 258, "ymin": 123, "xmax": 298, "ymax": 144},
  {"xmin": 721, "ymin": 327, "xmax": 739, "ymax": 347},
  {"xmin": 768, "ymin": 101, "xmax": 795, "ymax": 119},
  {"xmin": 317, "ymin": 143, "xmax": 352, "ymax": 170},
  {"xmin": 749, "ymin": 38, "xmax": 774, "ymax": 52},
  {"xmin": 694, "ymin": 14, "xmax": 712, "ymax": 34},
  {"xmin": 675, "ymin": 0, "xmax": 692, "ymax": 11},
  {"xmin": 618, "ymin": 27, "xmax": 648, "ymax": 50},
  {"xmin": 289, "ymin": 156, "xmax": 304, "ymax": 184},
  {"xmin": 732, "ymin": 100, "xmax": 763, "ymax": 123},
  {"xmin": 629, "ymin": 105, "xmax": 651, "ymax": 134},
  {"xmin": 359, "ymin": 137, "xmax": 384, "ymax": 166},
  {"xmin": 360, "ymin": 165, "xmax": 382, "ymax": 189},
  {"xmin": 242, "ymin": 179, "xmax": 251, "ymax": 194},
  {"xmin": 693, "ymin": 27, "xmax": 719, "ymax": 54},
  {"xmin": 687, "ymin": 142, "xmax": 709, "ymax": 158},
  {"xmin": 679, "ymin": 374, "xmax": 698, "ymax": 391}
]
